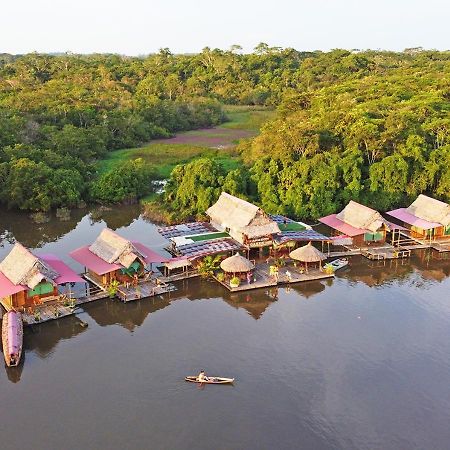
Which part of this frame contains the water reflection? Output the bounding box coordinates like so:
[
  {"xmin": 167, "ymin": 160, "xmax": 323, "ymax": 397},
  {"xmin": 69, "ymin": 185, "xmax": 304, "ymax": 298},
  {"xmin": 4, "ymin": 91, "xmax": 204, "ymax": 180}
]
[
  {"xmin": 85, "ymin": 296, "xmax": 172, "ymax": 331},
  {"xmin": 3, "ymin": 356, "xmax": 24, "ymax": 383},
  {"xmin": 0, "ymin": 205, "xmax": 142, "ymax": 249},
  {"xmin": 338, "ymin": 252, "xmax": 450, "ymax": 287},
  {"xmin": 25, "ymin": 315, "xmax": 88, "ymax": 359}
]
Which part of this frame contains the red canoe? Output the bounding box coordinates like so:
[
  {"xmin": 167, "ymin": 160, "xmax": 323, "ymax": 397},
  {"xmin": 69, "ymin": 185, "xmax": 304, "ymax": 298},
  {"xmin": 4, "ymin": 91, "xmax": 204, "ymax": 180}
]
[{"xmin": 2, "ymin": 311, "xmax": 23, "ymax": 367}]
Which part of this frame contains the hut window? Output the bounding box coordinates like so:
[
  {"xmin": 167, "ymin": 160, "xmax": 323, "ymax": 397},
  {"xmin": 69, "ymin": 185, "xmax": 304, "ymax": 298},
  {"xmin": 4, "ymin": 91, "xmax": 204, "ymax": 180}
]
[{"xmin": 445, "ymin": 226, "xmax": 450, "ymax": 236}]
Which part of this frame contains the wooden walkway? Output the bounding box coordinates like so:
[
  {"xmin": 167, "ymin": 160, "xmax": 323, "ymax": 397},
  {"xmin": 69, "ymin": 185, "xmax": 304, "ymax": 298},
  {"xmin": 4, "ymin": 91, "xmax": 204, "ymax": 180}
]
[
  {"xmin": 215, "ymin": 263, "xmax": 333, "ymax": 292},
  {"xmin": 158, "ymin": 270, "xmax": 200, "ymax": 283},
  {"xmin": 431, "ymin": 242, "xmax": 450, "ymax": 253}
]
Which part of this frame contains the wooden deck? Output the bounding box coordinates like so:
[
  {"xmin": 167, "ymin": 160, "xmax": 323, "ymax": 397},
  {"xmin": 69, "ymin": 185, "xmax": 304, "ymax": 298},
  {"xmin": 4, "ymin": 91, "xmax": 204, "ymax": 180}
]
[
  {"xmin": 0, "ymin": 297, "xmax": 79, "ymax": 326},
  {"xmin": 215, "ymin": 263, "xmax": 334, "ymax": 292},
  {"xmin": 362, "ymin": 246, "xmax": 411, "ymax": 260},
  {"xmin": 158, "ymin": 270, "xmax": 200, "ymax": 283},
  {"xmin": 116, "ymin": 279, "xmax": 176, "ymax": 302},
  {"xmin": 431, "ymin": 241, "xmax": 450, "ymax": 253}
]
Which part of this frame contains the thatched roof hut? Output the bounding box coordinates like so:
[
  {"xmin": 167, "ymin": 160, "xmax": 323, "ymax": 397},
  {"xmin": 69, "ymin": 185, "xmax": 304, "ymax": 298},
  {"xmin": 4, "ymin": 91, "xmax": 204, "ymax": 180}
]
[
  {"xmin": 206, "ymin": 192, "xmax": 280, "ymax": 245},
  {"xmin": 407, "ymin": 194, "xmax": 450, "ymax": 226},
  {"xmin": 220, "ymin": 254, "xmax": 255, "ymax": 273},
  {"xmin": 335, "ymin": 200, "xmax": 388, "ymax": 232},
  {"xmin": 0, "ymin": 243, "xmax": 58, "ymax": 289},
  {"xmin": 89, "ymin": 228, "xmax": 146, "ymax": 267},
  {"xmin": 289, "ymin": 242, "xmax": 326, "ymax": 263}
]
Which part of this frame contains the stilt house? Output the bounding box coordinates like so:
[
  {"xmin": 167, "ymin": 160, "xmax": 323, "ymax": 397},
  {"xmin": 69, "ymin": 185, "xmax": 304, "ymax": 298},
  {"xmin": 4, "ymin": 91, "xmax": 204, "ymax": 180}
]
[
  {"xmin": 319, "ymin": 200, "xmax": 391, "ymax": 246},
  {"xmin": 206, "ymin": 192, "xmax": 280, "ymax": 249},
  {"xmin": 0, "ymin": 243, "xmax": 83, "ymax": 311},
  {"xmin": 387, "ymin": 194, "xmax": 450, "ymax": 240},
  {"xmin": 70, "ymin": 228, "xmax": 166, "ymax": 287}
]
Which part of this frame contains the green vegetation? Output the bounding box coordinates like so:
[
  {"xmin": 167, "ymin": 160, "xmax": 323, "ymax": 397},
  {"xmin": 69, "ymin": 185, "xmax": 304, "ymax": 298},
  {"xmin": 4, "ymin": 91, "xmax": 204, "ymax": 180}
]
[
  {"xmin": 221, "ymin": 106, "xmax": 276, "ymax": 131},
  {"xmin": 160, "ymin": 49, "xmax": 450, "ymax": 221},
  {"xmin": 98, "ymin": 143, "xmax": 240, "ymax": 179},
  {"xmin": 197, "ymin": 255, "xmax": 222, "ymax": 278},
  {"xmin": 0, "ymin": 48, "xmax": 449, "ymax": 215}
]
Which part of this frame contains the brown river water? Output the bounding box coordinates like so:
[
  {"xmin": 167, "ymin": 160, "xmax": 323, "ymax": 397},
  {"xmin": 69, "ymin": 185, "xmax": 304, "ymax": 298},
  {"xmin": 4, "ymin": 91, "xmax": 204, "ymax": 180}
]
[{"xmin": 0, "ymin": 205, "xmax": 449, "ymax": 450}]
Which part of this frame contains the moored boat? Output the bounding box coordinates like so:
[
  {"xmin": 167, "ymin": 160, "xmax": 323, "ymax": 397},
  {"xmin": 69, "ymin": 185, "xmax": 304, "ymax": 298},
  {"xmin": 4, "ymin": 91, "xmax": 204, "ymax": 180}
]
[
  {"xmin": 185, "ymin": 376, "xmax": 234, "ymax": 384},
  {"xmin": 324, "ymin": 258, "xmax": 349, "ymax": 272},
  {"xmin": 2, "ymin": 311, "xmax": 23, "ymax": 367}
]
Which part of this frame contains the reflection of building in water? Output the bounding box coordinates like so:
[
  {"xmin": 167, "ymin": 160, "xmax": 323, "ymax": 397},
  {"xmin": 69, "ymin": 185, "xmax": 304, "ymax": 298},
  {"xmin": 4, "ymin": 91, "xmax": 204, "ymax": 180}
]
[
  {"xmin": 339, "ymin": 252, "xmax": 450, "ymax": 287},
  {"xmin": 291, "ymin": 281, "xmax": 327, "ymax": 299},
  {"xmin": 168, "ymin": 278, "xmax": 278, "ymax": 320},
  {"xmin": 84, "ymin": 296, "xmax": 172, "ymax": 331},
  {"xmin": 222, "ymin": 290, "xmax": 276, "ymax": 320},
  {"xmin": 25, "ymin": 315, "xmax": 88, "ymax": 359}
]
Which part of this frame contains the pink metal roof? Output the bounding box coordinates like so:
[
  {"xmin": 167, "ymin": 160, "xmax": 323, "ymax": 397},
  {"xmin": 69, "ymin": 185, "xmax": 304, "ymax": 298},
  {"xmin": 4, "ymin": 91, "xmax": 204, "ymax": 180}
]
[
  {"xmin": 39, "ymin": 254, "xmax": 85, "ymax": 284},
  {"xmin": 319, "ymin": 214, "xmax": 367, "ymax": 237},
  {"xmin": 387, "ymin": 208, "xmax": 442, "ymax": 230},
  {"xmin": 132, "ymin": 242, "xmax": 169, "ymax": 264},
  {"xmin": 70, "ymin": 246, "xmax": 122, "ymax": 275},
  {"xmin": 0, "ymin": 272, "xmax": 26, "ymax": 298},
  {"xmin": 0, "ymin": 253, "xmax": 83, "ymax": 297},
  {"xmin": 70, "ymin": 243, "xmax": 168, "ymax": 275}
]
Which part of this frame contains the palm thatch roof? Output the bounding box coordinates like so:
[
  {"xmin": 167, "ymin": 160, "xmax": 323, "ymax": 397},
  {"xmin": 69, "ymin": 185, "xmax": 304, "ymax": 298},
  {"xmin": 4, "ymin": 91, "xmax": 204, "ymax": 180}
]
[
  {"xmin": 0, "ymin": 243, "xmax": 58, "ymax": 289},
  {"xmin": 89, "ymin": 228, "xmax": 146, "ymax": 268},
  {"xmin": 336, "ymin": 200, "xmax": 388, "ymax": 232},
  {"xmin": 220, "ymin": 254, "xmax": 255, "ymax": 273},
  {"xmin": 407, "ymin": 194, "xmax": 450, "ymax": 226},
  {"xmin": 206, "ymin": 192, "xmax": 280, "ymax": 238},
  {"xmin": 289, "ymin": 242, "xmax": 326, "ymax": 262}
]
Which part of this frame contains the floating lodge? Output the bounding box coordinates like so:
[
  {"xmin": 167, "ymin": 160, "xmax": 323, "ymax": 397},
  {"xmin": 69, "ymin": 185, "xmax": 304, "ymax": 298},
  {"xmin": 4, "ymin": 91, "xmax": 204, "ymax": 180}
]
[{"xmin": 1, "ymin": 192, "xmax": 449, "ymax": 327}]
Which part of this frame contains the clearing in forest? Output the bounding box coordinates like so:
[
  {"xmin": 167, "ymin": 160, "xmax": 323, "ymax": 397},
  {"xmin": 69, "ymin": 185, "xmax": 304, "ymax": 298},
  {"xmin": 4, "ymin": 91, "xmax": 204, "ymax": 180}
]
[{"xmin": 98, "ymin": 106, "xmax": 275, "ymax": 179}]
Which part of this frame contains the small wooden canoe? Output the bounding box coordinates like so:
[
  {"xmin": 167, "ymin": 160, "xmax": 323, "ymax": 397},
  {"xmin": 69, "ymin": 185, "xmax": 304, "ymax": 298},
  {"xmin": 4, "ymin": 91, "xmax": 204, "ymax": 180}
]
[
  {"xmin": 185, "ymin": 376, "xmax": 234, "ymax": 384},
  {"xmin": 2, "ymin": 311, "xmax": 23, "ymax": 367}
]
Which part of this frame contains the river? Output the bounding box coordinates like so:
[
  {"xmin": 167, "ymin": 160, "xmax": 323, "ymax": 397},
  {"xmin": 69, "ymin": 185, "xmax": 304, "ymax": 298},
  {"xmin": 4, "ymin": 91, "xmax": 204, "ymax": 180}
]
[{"xmin": 0, "ymin": 205, "xmax": 449, "ymax": 450}]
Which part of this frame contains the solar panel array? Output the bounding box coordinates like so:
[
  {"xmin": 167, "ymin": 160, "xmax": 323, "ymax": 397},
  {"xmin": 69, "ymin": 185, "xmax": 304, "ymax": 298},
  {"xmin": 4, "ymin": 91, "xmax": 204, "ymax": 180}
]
[
  {"xmin": 158, "ymin": 222, "xmax": 216, "ymax": 239},
  {"xmin": 270, "ymin": 214, "xmax": 296, "ymax": 224},
  {"xmin": 177, "ymin": 238, "xmax": 243, "ymax": 260},
  {"xmin": 274, "ymin": 230, "xmax": 329, "ymax": 244}
]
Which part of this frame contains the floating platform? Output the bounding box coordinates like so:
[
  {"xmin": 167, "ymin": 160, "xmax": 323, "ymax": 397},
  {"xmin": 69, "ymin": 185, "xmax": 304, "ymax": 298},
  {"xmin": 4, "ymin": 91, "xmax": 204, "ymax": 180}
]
[
  {"xmin": 115, "ymin": 279, "xmax": 176, "ymax": 302},
  {"xmin": 362, "ymin": 247, "xmax": 411, "ymax": 260},
  {"xmin": 215, "ymin": 263, "xmax": 334, "ymax": 292}
]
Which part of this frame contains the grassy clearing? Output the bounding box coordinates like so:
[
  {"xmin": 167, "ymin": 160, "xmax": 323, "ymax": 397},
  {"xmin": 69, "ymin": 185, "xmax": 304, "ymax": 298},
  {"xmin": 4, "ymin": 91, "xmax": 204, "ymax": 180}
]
[
  {"xmin": 222, "ymin": 105, "xmax": 277, "ymax": 131},
  {"xmin": 98, "ymin": 144, "xmax": 241, "ymax": 178},
  {"xmin": 98, "ymin": 106, "xmax": 275, "ymax": 180}
]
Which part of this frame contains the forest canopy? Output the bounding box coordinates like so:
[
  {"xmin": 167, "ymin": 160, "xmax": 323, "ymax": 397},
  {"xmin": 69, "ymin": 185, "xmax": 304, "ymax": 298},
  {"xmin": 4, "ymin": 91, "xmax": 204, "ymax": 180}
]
[{"xmin": 0, "ymin": 48, "xmax": 449, "ymax": 216}]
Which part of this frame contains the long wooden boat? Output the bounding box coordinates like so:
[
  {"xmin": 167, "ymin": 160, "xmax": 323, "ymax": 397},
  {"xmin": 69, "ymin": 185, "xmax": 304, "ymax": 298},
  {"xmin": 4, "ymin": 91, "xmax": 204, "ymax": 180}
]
[
  {"xmin": 2, "ymin": 311, "xmax": 23, "ymax": 367},
  {"xmin": 185, "ymin": 376, "xmax": 234, "ymax": 384}
]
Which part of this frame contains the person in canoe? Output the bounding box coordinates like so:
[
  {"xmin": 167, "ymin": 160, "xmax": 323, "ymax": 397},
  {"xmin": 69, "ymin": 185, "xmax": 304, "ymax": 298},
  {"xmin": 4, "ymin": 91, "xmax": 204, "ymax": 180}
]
[{"xmin": 197, "ymin": 370, "xmax": 209, "ymax": 382}]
